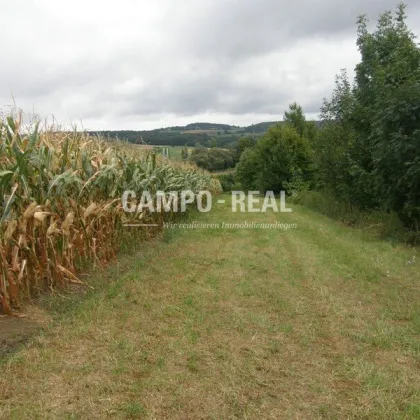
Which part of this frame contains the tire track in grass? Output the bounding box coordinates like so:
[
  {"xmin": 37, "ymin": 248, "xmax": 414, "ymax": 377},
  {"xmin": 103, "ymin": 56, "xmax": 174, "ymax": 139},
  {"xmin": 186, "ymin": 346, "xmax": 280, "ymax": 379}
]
[
  {"xmin": 1, "ymin": 198, "xmax": 419, "ymax": 419},
  {"xmin": 274, "ymin": 206, "xmax": 420, "ymax": 418}
]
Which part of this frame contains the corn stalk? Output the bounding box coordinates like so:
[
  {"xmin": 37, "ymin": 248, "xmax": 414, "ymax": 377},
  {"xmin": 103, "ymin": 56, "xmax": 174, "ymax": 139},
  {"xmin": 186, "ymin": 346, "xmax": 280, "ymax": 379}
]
[{"xmin": 0, "ymin": 112, "xmax": 221, "ymax": 314}]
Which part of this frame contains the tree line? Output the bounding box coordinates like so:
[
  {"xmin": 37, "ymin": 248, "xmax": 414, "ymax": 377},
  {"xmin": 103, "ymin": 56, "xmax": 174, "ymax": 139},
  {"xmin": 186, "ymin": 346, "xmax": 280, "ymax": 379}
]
[{"xmin": 230, "ymin": 4, "xmax": 420, "ymax": 231}]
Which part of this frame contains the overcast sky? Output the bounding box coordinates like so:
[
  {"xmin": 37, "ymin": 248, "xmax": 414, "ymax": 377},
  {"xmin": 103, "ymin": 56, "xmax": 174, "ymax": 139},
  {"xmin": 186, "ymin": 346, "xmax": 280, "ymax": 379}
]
[{"xmin": 2, "ymin": 0, "xmax": 420, "ymax": 130}]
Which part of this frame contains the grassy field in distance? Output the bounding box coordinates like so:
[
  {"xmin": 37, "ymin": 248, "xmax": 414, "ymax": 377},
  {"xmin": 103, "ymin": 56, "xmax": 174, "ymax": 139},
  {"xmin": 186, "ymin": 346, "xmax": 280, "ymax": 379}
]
[{"xmin": 153, "ymin": 145, "xmax": 192, "ymax": 161}]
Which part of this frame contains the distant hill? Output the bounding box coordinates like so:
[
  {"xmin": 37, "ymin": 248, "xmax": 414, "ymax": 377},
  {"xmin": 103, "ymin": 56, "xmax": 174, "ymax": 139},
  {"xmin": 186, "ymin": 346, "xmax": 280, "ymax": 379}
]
[
  {"xmin": 243, "ymin": 121, "xmax": 279, "ymax": 133},
  {"xmin": 184, "ymin": 122, "xmax": 237, "ymax": 130},
  {"xmin": 91, "ymin": 120, "xmax": 319, "ymax": 147}
]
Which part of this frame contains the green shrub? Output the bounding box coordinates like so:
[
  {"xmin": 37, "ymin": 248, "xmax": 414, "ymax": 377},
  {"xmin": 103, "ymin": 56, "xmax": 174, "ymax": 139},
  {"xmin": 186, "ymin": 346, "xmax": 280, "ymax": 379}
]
[
  {"xmin": 235, "ymin": 124, "xmax": 312, "ymax": 193},
  {"xmin": 292, "ymin": 190, "xmax": 418, "ymax": 244},
  {"xmin": 217, "ymin": 172, "xmax": 235, "ymax": 192},
  {"xmin": 189, "ymin": 147, "xmax": 235, "ymax": 172}
]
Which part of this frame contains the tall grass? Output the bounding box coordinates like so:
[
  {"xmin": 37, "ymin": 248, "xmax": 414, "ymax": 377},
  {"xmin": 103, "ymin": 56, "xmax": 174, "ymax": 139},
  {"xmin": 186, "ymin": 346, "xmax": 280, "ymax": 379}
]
[
  {"xmin": 291, "ymin": 190, "xmax": 420, "ymax": 244},
  {"xmin": 0, "ymin": 112, "xmax": 220, "ymax": 314}
]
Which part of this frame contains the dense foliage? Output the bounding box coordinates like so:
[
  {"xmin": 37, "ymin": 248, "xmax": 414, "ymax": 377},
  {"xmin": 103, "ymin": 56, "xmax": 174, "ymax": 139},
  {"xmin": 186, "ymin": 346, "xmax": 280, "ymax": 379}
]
[
  {"xmin": 315, "ymin": 4, "xmax": 420, "ymax": 229},
  {"xmin": 216, "ymin": 172, "xmax": 236, "ymax": 192},
  {"xmin": 232, "ymin": 4, "xmax": 420, "ymax": 232},
  {"xmin": 189, "ymin": 147, "xmax": 236, "ymax": 172},
  {"xmin": 233, "ymin": 136, "xmax": 258, "ymax": 162},
  {"xmin": 235, "ymin": 122, "xmax": 312, "ymax": 193}
]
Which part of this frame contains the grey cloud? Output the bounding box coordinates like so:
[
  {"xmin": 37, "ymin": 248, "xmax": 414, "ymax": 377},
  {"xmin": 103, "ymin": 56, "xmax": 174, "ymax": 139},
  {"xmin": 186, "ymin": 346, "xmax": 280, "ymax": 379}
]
[
  {"xmin": 171, "ymin": 0, "xmax": 413, "ymax": 60},
  {"xmin": 105, "ymin": 64, "xmax": 320, "ymax": 118},
  {"xmin": 1, "ymin": 0, "xmax": 420, "ymax": 129}
]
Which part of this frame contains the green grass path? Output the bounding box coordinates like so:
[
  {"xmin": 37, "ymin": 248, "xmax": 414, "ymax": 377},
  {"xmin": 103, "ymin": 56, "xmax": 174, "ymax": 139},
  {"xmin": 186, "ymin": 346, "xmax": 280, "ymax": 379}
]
[{"xmin": 1, "ymin": 196, "xmax": 420, "ymax": 419}]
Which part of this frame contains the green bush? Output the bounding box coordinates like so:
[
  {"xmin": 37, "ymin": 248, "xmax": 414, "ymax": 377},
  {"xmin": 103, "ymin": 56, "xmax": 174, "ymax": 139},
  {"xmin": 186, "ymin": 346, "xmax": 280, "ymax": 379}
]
[
  {"xmin": 217, "ymin": 172, "xmax": 236, "ymax": 192},
  {"xmin": 235, "ymin": 124, "xmax": 312, "ymax": 194},
  {"xmin": 189, "ymin": 147, "xmax": 235, "ymax": 172}
]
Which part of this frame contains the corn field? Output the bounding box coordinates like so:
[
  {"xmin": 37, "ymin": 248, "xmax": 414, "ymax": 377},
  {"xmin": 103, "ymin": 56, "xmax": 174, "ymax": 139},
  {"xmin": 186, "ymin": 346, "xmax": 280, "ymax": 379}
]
[{"xmin": 0, "ymin": 112, "xmax": 220, "ymax": 315}]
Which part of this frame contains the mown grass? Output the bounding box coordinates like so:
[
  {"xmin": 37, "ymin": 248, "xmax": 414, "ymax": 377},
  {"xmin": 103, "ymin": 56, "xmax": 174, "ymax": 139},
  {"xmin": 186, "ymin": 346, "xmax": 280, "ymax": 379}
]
[{"xmin": 1, "ymin": 195, "xmax": 419, "ymax": 419}]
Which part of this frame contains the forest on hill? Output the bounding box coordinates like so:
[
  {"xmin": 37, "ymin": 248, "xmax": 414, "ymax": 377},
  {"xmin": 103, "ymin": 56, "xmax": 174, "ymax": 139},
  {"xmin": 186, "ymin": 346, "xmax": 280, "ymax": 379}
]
[{"xmin": 89, "ymin": 121, "xmax": 299, "ymax": 147}]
